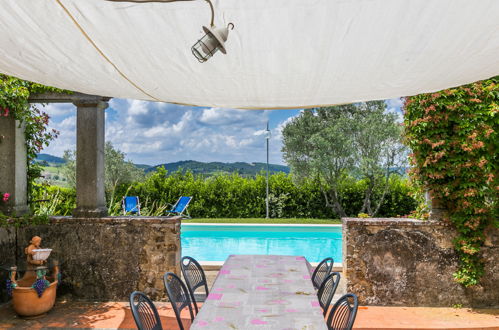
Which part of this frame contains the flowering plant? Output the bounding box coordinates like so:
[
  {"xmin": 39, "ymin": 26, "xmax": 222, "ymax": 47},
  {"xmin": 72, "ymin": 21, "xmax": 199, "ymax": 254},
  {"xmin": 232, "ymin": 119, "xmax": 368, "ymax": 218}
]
[
  {"xmin": 1, "ymin": 193, "xmax": 9, "ymax": 203},
  {"xmin": 403, "ymin": 76, "xmax": 498, "ymax": 287}
]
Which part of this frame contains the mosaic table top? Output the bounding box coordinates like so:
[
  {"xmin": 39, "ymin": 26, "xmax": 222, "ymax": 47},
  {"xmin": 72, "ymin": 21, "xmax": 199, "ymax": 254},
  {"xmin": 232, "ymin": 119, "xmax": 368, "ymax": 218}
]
[{"xmin": 191, "ymin": 254, "xmax": 327, "ymax": 330}]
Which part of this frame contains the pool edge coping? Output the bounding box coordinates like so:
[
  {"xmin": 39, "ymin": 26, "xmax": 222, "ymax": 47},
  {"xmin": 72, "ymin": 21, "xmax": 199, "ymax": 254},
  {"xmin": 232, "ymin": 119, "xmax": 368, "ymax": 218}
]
[{"xmin": 200, "ymin": 260, "xmax": 343, "ymax": 271}]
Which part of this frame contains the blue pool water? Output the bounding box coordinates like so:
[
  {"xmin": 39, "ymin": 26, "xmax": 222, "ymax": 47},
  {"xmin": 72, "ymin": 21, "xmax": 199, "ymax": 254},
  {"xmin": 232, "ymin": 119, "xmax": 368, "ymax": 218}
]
[{"xmin": 181, "ymin": 224, "xmax": 342, "ymax": 263}]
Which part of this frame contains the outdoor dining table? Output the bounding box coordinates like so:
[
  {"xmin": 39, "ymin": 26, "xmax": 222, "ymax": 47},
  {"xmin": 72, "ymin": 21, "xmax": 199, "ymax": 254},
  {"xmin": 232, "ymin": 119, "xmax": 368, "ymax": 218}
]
[{"xmin": 190, "ymin": 254, "xmax": 328, "ymax": 329}]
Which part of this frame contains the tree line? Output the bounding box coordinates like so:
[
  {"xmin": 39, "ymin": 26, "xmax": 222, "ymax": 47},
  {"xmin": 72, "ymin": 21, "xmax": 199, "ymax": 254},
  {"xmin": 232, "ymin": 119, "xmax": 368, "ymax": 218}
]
[{"xmin": 33, "ymin": 100, "xmax": 416, "ymax": 218}]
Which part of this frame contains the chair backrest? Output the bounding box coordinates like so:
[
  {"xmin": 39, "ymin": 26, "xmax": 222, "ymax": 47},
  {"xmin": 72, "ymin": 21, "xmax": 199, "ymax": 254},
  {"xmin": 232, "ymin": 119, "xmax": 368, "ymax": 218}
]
[
  {"xmin": 180, "ymin": 256, "xmax": 209, "ymax": 314},
  {"xmin": 317, "ymin": 272, "xmax": 341, "ymax": 316},
  {"xmin": 326, "ymin": 293, "xmax": 359, "ymax": 330},
  {"xmin": 123, "ymin": 196, "xmax": 140, "ymax": 214},
  {"xmin": 129, "ymin": 291, "xmax": 163, "ymax": 330},
  {"xmin": 312, "ymin": 257, "xmax": 334, "ymax": 289},
  {"xmin": 163, "ymin": 272, "xmax": 195, "ymax": 330},
  {"xmin": 171, "ymin": 196, "xmax": 192, "ymax": 214}
]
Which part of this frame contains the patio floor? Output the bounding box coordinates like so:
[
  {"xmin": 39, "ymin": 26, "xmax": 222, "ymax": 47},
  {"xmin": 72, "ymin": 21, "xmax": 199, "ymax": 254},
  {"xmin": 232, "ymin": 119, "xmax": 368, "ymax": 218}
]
[{"xmin": 0, "ymin": 300, "xmax": 497, "ymax": 329}]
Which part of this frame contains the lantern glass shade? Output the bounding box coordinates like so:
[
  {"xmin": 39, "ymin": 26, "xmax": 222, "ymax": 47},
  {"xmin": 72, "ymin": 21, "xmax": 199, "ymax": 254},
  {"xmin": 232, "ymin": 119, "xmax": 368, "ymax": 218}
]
[{"xmin": 191, "ymin": 31, "xmax": 221, "ymax": 63}]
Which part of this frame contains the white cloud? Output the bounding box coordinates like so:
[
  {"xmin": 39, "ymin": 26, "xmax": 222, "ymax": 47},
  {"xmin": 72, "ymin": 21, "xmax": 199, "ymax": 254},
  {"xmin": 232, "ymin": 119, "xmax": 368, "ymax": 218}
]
[
  {"xmin": 386, "ymin": 98, "xmax": 403, "ymax": 109},
  {"xmin": 385, "ymin": 98, "xmax": 404, "ymax": 123},
  {"xmin": 39, "ymin": 98, "xmax": 404, "ymax": 166},
  {"xmin": 35, "ymin": 103, "xmax": 74, "ymax": 118},
  {"xmin": 38, "ymin": 99, "xmax": 278, "ymax": 165},
  {"xmin": 38, "ymin": 103, "xmax": 76, "ymax": 156}
]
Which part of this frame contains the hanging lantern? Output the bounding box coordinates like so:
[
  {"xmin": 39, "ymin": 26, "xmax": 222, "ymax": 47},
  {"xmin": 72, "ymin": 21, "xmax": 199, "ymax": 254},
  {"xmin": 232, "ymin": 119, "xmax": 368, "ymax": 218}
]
[
  {"xmin": 104, "ymin": 0, "xmax": 236, "ymax": 63},
  {"xmin": 192, "ymin": 23, "xmax": 234, "ymax": 63}
]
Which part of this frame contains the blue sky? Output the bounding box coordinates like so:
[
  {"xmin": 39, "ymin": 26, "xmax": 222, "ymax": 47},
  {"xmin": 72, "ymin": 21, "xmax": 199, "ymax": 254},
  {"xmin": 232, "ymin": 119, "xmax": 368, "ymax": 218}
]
[{"xmin": 40, "ymin": 98, "xmax": 403, "ymax": 166}]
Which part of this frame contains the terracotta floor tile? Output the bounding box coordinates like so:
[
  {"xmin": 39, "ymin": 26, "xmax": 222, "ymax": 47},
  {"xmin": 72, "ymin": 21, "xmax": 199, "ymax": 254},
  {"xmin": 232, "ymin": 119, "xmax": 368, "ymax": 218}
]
[
  {"xmin": 354, "ymin": 306, "xmax": 499, "ymax": 330},
  {"xmin": 0, "ymin": 301, "xmax": 497, "ymax": 329}
]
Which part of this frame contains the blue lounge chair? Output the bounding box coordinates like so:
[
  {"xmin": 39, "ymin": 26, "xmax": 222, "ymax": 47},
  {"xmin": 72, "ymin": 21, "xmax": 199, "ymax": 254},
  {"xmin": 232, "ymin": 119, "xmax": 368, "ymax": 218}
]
[
  {"xmin": 167, "ymin": 196, "xmax": 192, "ymax": 218},
  {"xmin": 122, "ymin": 196, "xmax": 141, "ymax": 215}
]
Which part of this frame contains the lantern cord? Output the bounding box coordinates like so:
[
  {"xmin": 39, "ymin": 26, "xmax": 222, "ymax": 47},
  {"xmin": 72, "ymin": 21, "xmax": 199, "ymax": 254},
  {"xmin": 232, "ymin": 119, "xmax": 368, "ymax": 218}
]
[{"xmin": 205, "ymin": 0, "xmax": 214, "ymax": 27}]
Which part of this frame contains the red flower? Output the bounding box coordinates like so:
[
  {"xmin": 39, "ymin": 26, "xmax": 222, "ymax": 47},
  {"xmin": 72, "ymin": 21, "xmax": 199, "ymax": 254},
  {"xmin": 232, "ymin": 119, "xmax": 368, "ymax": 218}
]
[{"xmin": 2, "ymin": 193, "xmax": 10, "ymax": 202}]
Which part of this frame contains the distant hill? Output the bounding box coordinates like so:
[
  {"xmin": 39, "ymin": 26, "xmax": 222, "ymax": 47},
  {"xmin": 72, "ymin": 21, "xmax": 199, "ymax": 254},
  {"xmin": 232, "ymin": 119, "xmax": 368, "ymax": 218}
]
[
  {"xmin": 36, "ymin": 154, "xmax": 289, "ymax": 176},
  {"xmin": 35, "ymin": 153, "xmax": 66, "ymax": 166},
  {"xmin": 148, "ymin": 160, "xmax": 289, "ymax": 176},
  {"xmin": 134, "ymin": 164, "xmax": 152, "ymax": 170}
]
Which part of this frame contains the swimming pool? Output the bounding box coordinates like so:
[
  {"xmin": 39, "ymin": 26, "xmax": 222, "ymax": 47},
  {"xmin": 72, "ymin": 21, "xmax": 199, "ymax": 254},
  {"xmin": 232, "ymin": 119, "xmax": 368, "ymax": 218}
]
[{"xmin": 181, "ymin": 224, "xmax": 342, "ymax": 263}]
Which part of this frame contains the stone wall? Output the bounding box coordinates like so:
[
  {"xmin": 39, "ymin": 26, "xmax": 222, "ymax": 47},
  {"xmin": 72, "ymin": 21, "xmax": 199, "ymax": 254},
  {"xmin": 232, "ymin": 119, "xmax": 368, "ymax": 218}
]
[
  {"xmin": 343, "ymin": 218, "xmax": 498, "ymax": 307},
  {"xmin": 0, "ymin": 216, "xmax": 181, "ymax": 303}
]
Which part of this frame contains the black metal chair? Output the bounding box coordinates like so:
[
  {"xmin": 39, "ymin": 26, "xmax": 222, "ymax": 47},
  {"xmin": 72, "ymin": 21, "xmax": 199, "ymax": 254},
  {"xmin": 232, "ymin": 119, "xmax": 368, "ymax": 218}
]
[
  {"xmin": 180, "ymin": 256, "xmax": 209, "ymax": 314},
  {"xmin": 317, "ymin": 272, "xmax": 341, "ymax": 316},
  {"xmin": 312, "ymin": 257, "xmax": 334, "ymax": 289},
  {"xmin": 325, "ymin": 293, "xmax": 359, "ymax": 330},
  {"xmin": 163, "ymin": 272, "xmax": 195, "ymax": 330},
  {"xmin": 129, "ymin": 291, "xmax": 163, "ymax": 330}
]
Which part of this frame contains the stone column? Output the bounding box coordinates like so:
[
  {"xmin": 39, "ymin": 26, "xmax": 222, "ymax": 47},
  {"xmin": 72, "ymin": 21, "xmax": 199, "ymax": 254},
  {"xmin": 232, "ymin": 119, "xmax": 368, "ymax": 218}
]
[
  {"xmin": 0, "ymin": 116, "xmax": 29, "ymax": 216},
  {"xmin": 72, "ymin": 99, "xmax": 109, "ymax": 218}
]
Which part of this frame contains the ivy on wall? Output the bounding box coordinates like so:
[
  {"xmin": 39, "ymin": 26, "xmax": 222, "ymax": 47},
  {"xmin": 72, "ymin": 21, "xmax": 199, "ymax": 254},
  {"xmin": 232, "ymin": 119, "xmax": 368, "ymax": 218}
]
[
  {"xmin": 404, "ymin": 76, "xmax": 498, "ymax": 287},
  {"xmin": 0, "ymin": 74, "xmax": 68, "ymax": 206}
]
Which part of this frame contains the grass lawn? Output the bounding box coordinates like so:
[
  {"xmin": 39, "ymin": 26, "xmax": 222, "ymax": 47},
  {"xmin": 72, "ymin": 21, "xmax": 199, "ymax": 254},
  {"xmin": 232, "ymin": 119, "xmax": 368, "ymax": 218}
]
[
  {"xmin": 40, "ymin": 166, "xmax": 70, "ymax": 188},
  {"xmin": 183, "ymin": 218, "xmax": 341, "ymax": 224}
]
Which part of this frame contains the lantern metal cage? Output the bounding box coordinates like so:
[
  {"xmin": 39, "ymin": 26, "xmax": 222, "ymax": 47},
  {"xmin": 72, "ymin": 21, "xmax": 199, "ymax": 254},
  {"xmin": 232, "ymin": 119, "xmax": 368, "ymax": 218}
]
[
  {"xmin": 191, "ymin": 23, "xmax": 234, "ymax": 63},
  {"xmin": 107, "ymin": 0, "xmax": 234, "ymax": 63}
]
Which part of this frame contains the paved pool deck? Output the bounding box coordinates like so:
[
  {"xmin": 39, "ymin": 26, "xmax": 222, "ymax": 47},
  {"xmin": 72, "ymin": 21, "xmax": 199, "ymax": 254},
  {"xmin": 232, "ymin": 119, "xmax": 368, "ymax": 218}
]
[{"xmin": 0, "ymin": 300, "xmax": 497, "ymax": 329}]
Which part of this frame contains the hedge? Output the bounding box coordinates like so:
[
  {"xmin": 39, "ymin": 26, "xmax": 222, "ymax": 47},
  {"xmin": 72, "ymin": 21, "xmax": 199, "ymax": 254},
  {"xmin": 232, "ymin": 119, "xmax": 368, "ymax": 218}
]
[{"xmin": 33, "ymin": 169, "xmax": 416, "ymax": 218}]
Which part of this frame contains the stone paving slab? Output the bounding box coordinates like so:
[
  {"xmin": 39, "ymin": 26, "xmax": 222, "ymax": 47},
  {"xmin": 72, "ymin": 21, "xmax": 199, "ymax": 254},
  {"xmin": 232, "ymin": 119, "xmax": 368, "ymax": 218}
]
[{"xmin": 0, "ymin": 300, "xmax": 497, "ymax": 329}]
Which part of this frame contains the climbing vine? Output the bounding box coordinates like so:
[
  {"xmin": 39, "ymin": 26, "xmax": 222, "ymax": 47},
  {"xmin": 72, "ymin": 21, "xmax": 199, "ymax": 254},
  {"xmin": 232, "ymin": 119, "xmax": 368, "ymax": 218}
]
[
  {"xmin": 0, "ymin": 74, "xmax": 68, "ymax": 206},
  {"xmin": 403, "ymin": 76, "xmax": 498, "ymax": 287}
]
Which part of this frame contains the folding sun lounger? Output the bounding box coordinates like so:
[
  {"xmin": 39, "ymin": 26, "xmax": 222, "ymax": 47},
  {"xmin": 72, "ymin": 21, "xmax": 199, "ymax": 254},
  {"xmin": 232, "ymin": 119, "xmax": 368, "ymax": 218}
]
[
  {"xmin": 166, "ymin": 196, "xmax": 192, "ymax": 218},
  {"xmin": 122, "ymin": 196, "xmax": 141, "ymax": 215}
]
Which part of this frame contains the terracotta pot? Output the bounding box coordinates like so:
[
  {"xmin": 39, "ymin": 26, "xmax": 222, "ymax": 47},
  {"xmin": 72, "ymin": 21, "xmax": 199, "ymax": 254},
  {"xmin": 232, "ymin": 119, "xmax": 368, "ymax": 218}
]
[{"xmin": 12, "ymin": 280, "xmax": 58, "ymax": 317}]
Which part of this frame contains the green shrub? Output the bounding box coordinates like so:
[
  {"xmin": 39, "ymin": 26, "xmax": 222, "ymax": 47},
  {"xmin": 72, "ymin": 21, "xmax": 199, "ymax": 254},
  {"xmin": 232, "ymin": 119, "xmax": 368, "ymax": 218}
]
[
  {"xmin": 404, "ymin": 76, "xmax": 498, "ymax": 286},
  {"xmin": 31, "ymin": 184, "xmax": 76, "ymax": 216},
  {"xmin": 33, "ymin": 169, "xmax": 417, "ymax": 218},
  {"xmin": 117, "ymin": 169, "xmax": 416, "ymax": 218}
]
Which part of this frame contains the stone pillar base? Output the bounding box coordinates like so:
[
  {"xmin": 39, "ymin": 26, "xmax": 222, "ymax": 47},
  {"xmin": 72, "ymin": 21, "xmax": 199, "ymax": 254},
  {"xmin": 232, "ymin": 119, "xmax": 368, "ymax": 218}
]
[
  {"xmin": 425, "ymin": 190, "xmax": 449, "ymax": 221},
  {"xmin": 72, "ymin": 207, "xmax": 108, "ymax": 218},
  {"xmin": 0, "ymin": 205, "xmax": 30, "ymax": 217}
]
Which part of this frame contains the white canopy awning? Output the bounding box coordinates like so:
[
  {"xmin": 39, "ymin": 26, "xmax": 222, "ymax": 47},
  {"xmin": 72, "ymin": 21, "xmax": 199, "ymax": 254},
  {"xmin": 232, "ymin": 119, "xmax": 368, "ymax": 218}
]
[{"xmin": 1, "ymin": 0, "xmax": 498, "ymax": 109}]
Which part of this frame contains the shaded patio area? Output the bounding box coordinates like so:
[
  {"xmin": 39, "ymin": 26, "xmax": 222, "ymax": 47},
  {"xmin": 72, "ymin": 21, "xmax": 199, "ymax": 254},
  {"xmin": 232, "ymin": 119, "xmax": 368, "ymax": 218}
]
[{"xmin": 1, "ymin": 300, "xmax": 497, "ymax": 330}]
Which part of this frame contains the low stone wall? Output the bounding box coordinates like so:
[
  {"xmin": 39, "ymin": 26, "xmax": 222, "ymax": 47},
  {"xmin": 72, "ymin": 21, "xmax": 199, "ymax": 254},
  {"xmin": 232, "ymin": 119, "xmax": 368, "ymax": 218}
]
[
  {"xmin": 343, "ymin": 218, "xmax": 498, "ymax": 307},
  {"xmin": 0, "ymin": 216, "xmax": 181, "ymax": 303}
]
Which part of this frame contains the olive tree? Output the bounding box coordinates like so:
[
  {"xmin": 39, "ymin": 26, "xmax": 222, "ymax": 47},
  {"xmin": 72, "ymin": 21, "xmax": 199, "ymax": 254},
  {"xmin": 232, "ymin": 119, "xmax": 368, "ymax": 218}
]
[
  {"xmin": 282, "ymin": 105, "xmax": 357, "ymax": 217},
  {"xmin": 351, "ymin": 101, "xmax": 407, "ymax": 215},
  {"xmin": 61, "ymin": 149, "xmax": 76, "ymax": 188},
  {"xmin": 61, "ymin": 142, "xmax": 144, "ymax": 196},
  {"xmin": 282, "ymin": 101, "xmax": 406, "ymax": 217}
]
